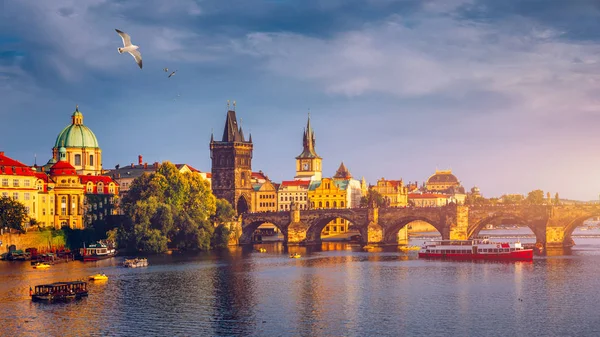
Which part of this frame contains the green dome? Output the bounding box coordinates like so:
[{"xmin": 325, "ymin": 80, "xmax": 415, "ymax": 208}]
[{"xmin": 54, "ymin": 106, "xmax": 100, "ymax": 148}]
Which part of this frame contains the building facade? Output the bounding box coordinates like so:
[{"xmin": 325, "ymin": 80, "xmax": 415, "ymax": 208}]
[
  {"xmin": 371, "ymin": 178, "xmax": 409, "ymax": 207},
  {"xmin": 278, "ymin": 180, "xmax": 310, "ymax": 211},
  {"xmin": 252, "ymin": 179, "xmax": 278, "ymax": 212},
  {"xmin": 210, "ymin": 108, "xmax": 254, "ymax": 214}
]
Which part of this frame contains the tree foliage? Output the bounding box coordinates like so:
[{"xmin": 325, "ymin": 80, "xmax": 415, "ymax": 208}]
[
  {"xmin": 501, "ymin": 194, "xmax": 524, "ymax": 205},
  {"xmin": 0, "ymin": 196, "xmax": 28, "ymax": 233},
  {"xmin": 360, "ymin": 189, "xmax": 387, "ymax": 208},
  {"xmin": 119, "ymin": 162, "xmax": 230, "ymax": 254},
  {"xmin": 525, "ymin": 190, "xmax": 545, "ymax": 205}
]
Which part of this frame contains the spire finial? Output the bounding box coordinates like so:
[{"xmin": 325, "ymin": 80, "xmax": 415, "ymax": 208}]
[
  {"xmin": 227, "ymin": 100, "xmax": 230, "ymax": 110},
  {"xmin": 308, "ymin": 108, "xmax": 310, "ymax": 119},
  {"xmin": 76, "ymin": 104, "xmax": 79, "ymax": 111},
  {"xmin": 233, "ymin": 100, "xmax": 236, "ymax": 111}
]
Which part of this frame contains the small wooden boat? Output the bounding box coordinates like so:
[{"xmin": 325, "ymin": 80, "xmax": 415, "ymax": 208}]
[
  {"xmin": 88, "ymin": 273, "xmax": 108, "ymax": 281},
  {"xmin": 289, "ymin": 253, "xmax": 301, "ymax": 259},
  {"xmin": 30, "ymin": 281, "xmax": 88, "ymax": 302},
  {"xmin": 123, "ymin": 258, "xmax": 148, "ymax": 268},
  {"xmin": 33, "ymin": 262, "xmax": 51, "ymax": 269}
]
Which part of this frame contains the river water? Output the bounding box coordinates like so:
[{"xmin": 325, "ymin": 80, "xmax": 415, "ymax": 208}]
[{"xmin": 2, "ymin": 229, "xmax": 600, "ymax": 337}]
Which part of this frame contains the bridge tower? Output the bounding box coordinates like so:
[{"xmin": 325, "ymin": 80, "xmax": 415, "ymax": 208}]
[{"xmin": 210, "ymin": 104, "xmax": 254, "ymax": 214}]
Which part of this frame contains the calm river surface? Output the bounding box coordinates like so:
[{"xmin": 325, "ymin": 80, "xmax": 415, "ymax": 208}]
[{"xmin": 2, "ymin": 229, "xmax": 600, "ymax": 337}]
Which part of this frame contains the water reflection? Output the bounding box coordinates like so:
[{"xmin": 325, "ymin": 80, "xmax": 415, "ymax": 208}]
[{"xmin": 2, "ymin": 237, "xmax": 600, "ymax": 336}]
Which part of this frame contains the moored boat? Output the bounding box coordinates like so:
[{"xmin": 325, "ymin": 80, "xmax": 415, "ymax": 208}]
[
  {"xmin": 419, "ymin": 237, "xmax": 533, "ymax": 261},
  {"xmin": 289, "ymin": 253, "xmax": 301, "ymax": 258},
  {"xmin": 30, "ymin": 281, "xmax": 88, "ymax": 302},
  {"xmin": 123, "ymin": 258, "xmax": 148, "ymax": 268},
  {"xmin": 80, "ymin": 242, "xmax": 116, "ymax": 262}
]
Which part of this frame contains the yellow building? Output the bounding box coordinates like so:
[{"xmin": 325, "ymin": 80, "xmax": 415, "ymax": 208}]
[
  {"xmin": 371, "ymin": 178, "xmax": 408, "ymax": 207},
  {"xmin": 49, "ymin": 106, "xmax": 103, "ymax": 175},
  {"xmin": 48, "ymin": 156, "xmax": 85, "ymax": 229},
  {"xmin": 308, "ymin": 177, "xmax": 350, "ymax": 235},
  {"xmin": 425, "ymin": 169, "xmax": 461, "ymax": 192},
  {"xmin": 0, "ymin": 151, "xmax": 39, "ymax": 224},
  {"xmin": 252, "ymin": 179, "xmax": 278, "ymax": 212}
]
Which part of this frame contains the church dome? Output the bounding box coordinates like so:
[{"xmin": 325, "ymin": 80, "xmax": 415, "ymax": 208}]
[
  {"xmin": 54, "ymin": 106, "xmax": 99, "ymax": 149},
  {"xmin": 426, "ymin": 170, "xmax": 459, "ymax": 184}
]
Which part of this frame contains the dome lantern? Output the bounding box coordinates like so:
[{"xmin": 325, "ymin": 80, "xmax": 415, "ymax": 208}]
[{"xmin": 54, "ymin": 105, "xmax": 100, "ymax": 149}]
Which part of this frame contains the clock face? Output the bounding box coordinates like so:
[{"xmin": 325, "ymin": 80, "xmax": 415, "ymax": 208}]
[{"xmin": 303, "ymin": 163, "xmax": 309, "ymax": 170}]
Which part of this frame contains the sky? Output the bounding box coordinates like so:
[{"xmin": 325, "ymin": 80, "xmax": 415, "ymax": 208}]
[{"xmin": 2, "ymin": 0, "xmax": 600, "ymax": 201}]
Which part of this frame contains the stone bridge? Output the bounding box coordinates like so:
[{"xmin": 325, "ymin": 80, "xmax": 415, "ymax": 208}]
[{"xmin": 240, "ymin": 204, "xmax": 600, "ymax": 249}]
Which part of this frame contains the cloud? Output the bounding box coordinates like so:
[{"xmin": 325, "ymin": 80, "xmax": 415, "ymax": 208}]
[{"xmin": 233, "ymin": 11, "xmax": 600, "ymax": 122}]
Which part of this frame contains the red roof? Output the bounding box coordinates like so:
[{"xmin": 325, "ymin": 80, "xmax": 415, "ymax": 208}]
[
  {"xmin": 408, "ymin": 193, "xmax": 447, "ymax": 199},
  {"xmin": 80, "ymin": 175, "xmax": 118, "ymax": 194},
  {"xmin": 205, "ymin": 173, "xmax": 212, "ymax": 178},
  {"xmin": 252, "ymin": 172, "xmax": 267, "ymax": 180},
  {"xmin": 49, "ymin": 161, "xmax": 77, "ymax": 176},
  {"xmin": 0, "ymin": 152, "xmax": 36, "ymax": 176},
  {"xmin": 280, "ymin": 180, "xmax": 310, "ymax": 187}
]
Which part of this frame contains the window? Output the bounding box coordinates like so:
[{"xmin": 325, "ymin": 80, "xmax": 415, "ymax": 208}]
[
  {"xmin": 61, "ymin": 196, "xmax": 67, "ymax": 215},
  {"xmin": 13, "ymin": 179, "xmax": 19, "ymax": 187},
  {"xmin": 2, "ymin": 192, "xmax": 7, "ymax": 197},
  {"xmin": 24, "ymin": 180, "xmax": 30, "ymax": 187},
  {"xmin": 74, "ymin": 154, "xmax": 81, "ymax": 166},
  {"xmin": 326, "ymin": 201, "xmax": 330, "ymax": 208},
  {"xmin": 13, "ymin": 192, "xmax": 18, "ymax": 200},
  {"xmin": 89, "ymin": 155, "xmax": 94, "ymax": 166},
  {"xmin": 97, "ymin": 184, "xmax": 103, "ymax": 194},
  {"xmin": 37, "ymin": 183, "xmax": 43, "ymax": 191},
  {"xmin": 42, "ymin": 196, "xmax": 46, "ymax": 203},
  {"xmin": 333, "ymin": 201, "xmax": 337, "ymax": 208},
  {"xmin": 24, "ymin": 193, "xmax": 30, "ymax": 200},
  {"xmin": 50, "ymin": 208, "xmax": 54, "ymax": 215},
  {"xmin": 42, "ymin": 208, "xmax": 46, "ymax": 216},
  {"xmin": 25, "ymin": 206, "xmax": 30, "ymax": 213},
  {"xmin": 341, "ymin": 201, "xmax": 345, "ymax": 208},
  {"xmin": 87, "ymin": 185, "xmax": 93, "ymax": 193},
  {"xmin": 1, "ymin": 179, "xmax": 7, "ymax": 187}
]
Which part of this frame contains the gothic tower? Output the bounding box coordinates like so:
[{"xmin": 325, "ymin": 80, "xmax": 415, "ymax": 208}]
[
  {"xmin": 294, "ymin": 114, "xmax": 322, "ymax": 181},
  {"xmin": 210, "ymin": 106, "xmax": 253, "ymax": 214}
]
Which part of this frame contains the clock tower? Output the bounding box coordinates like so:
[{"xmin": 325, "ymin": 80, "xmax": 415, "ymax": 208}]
[{"xmin": 294, "ymin": 114, "xmax": 322, "ymax": 181}]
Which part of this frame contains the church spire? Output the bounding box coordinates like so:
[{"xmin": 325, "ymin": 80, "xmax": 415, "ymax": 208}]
[{"xmin": 296, "ymin": 112, "xmax": 319, "ymax": 159}]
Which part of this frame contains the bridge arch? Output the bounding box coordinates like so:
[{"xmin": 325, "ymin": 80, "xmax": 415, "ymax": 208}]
[
  {"xmin": 468, "ymin": 213, "xmax": 544, "ymax": 243},
  {"xmin": 563, "ymin": 212, "xmax": 600, "ymax": 245},
  {"xmin": 240, "ymin": 219, "xmax": 288, "ymax": 245},
  {"xmin": 305, "ymin": 214, "xmax": 368, "ymax": 244},
  {"xmin": 383, "ymin": 216, "xmax": 444, "ymax": 244}
]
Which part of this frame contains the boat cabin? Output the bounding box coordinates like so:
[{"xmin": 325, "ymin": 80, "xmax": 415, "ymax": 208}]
[{"xmin": 31, "ymin": 281, "xmax": 88, "ymax": 302}]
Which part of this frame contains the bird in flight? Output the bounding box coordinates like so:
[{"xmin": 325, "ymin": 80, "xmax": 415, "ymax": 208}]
[
  {"xmin": 115, "ymin": 29, "xmax": 142, "ymax": 69},
  {"xmin": 168, "ymin": 70, "xmax": 177, "ymax": 78},
  {"xmin": 163, "ymin": 68, "xmax": 168, "ymax": 72}
]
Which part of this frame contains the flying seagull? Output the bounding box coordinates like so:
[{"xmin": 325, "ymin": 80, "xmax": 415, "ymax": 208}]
[
  {"xmin": 115, "ymin": 29, "xmax": 142, "ymax": 69},
  {"xmin": 163, "ymin": 67, "xmax": 168, "ymax": 72},
  {"xmin": 168, "ymin": 70, "xmax": 177, "ymax": 78}
]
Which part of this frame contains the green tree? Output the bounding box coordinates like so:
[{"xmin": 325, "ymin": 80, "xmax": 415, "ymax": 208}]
[
  {"xmin": 501, "ymin": 194, "xmax": 524, "ymax": 205},
  {"xmin": 0, "ymin": 196, "xmax": 28, "ymax": 233},
  {"xmin": 120, "ymin": 162, "xmax": 217, "ymax": 253},
  {"xmin": 360, "ymin": 189, "xmax": 386, "ymax": 208},
  {"xmin": 525, "ymin": 190, "xmax": 545, "ymax": 205},
  {"xmin": 212, "ymin": 224, "xmax": 231, "ymax": 248},
  {"xmin": 213, "ymin": 198, "xmax": 236, "ymax": 224}
]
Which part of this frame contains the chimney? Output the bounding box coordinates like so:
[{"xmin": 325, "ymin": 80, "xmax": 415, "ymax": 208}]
[
  {"xmin": 0, "ymin": 151, "xmax": 4, "ymax": 156},
  {"xmin": 131, "ymin": 163, "xmax": 134, "ymax": 168},
  {"xmin": 144, "ymin": 163, "xmax": 148, "ymax": 169},
  {"xmin": 153, "ymin": 162, "xmax": 159, "ymax": 169},
  {"xmin": 138, "ymin": 155, "xmax": 143, "ymax": 165}
]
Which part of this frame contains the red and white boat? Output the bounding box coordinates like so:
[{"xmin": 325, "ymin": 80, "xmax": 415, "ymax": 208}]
[{"xmin": 418, "ymin": 237, "xmax": 533, "ymax": 261}]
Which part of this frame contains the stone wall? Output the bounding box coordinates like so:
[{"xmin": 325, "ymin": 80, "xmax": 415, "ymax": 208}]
[{"xmin": 0, "ymin": 230, "xmax": 66, "ymax": 252}]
